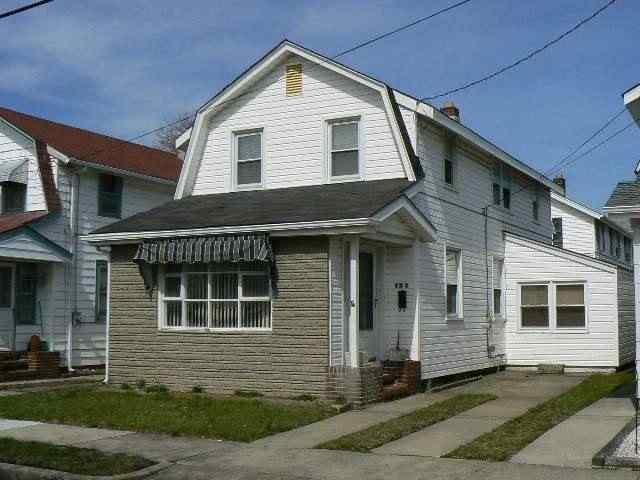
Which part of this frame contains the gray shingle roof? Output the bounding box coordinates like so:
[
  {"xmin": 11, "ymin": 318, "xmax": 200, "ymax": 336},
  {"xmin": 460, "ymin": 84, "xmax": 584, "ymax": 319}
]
[
  {"xmin": 92, "ymin": 178, "xmax": 414, "ymax": 235},
  {"xmin": 605, "ymin": 181, "xmax": 640, "ymax": 208}
]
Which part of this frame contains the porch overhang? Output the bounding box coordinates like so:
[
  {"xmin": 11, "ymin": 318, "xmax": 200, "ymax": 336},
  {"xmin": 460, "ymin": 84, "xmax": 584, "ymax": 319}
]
[{"xmin": 0, "ymin": 226, "xmax": 71, "ymax": 263}]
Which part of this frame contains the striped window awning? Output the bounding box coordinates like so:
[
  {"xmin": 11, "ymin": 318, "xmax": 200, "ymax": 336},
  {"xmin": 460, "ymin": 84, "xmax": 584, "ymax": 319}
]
[{"xmin": 133, "ymin": 234, "xmax": 274, "ymax": 295}]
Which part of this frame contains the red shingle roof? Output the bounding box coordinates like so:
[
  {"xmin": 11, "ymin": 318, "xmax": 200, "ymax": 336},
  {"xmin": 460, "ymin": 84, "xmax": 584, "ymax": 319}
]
[
  {"xmin": 0, "ymin": 210, "xmax": 48, "ymax": 235},
  {"xmin": 0, "ymin": 107, "xmax": 182, "ymax": 182}
]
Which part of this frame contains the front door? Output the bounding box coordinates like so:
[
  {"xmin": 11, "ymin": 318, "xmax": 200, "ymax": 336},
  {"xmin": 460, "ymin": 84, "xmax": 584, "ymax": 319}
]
[
  {"xmin": 358, "ymin": 251, "xmax": 377, "ymax": 361},
  {"xmin": 0, "ymin": 264, "xmax": 15, "ymax": 350}
]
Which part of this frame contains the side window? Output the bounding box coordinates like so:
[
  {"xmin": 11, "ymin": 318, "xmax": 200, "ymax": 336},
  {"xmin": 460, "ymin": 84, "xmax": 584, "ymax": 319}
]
[
  {"xmin": 0, "ymin": 266, "xmax": 12, "ymax": 308},
  {"xmin": 1, "ymin": 182, "xmax": 26, "ymax": 214},
  {"xmin": 520, "ymin": 284, "xmax": 549, "ymax": 328},
  {"xmin": 235, "ymin": 130, "xmax": 263, "ymax": 187},
  {"xmin": 95, "ymin": 261, "xmax": 108, "ymax": 323},
  {"xmin": 556, "ymin": 284, "xmax": 585, "ymax": 328},
  {"xmin": 552, "ymin": 218, "xmax": 563, "ymax": 248},
  {"xmin": 492, "ymin": 258, "xmax": 504, "ymax": 317},
  {"xmin": 445, "ymin": 248, "xmax": 462, "ymax": 319},
  {"xmin": 98, "ymin": 174, "xmax": 123, "ymax": 218},
  {"xmin": 329, "ymin": 119, "xmax": 359, "ymax": 178},
  {"xmin": 624, "ymin": 237, "xmax": 632, "ymax": 263},
  {"xmin": 444, "ymin": 137, "xmax": 455, "ymax": 187},
  {"xmin": 491, "ymin": 164, "xmax": 511, "ymax": 209}
]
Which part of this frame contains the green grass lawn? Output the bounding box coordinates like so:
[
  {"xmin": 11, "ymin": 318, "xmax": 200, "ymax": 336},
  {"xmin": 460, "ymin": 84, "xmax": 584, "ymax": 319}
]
[
  {"xmin": 445, "ymin": 371, "xmax": 633, "ymax": 461},
  {"xmin": 0, "ymin": 386, "xmax": 334, "ymax": 442},
  {"xmin": 316, "ymin": 393, "xmax": 496, "ymax": 452},
  {"xmin": 0, "ymin": 438, "xmax": 153, "ymax": 476}
]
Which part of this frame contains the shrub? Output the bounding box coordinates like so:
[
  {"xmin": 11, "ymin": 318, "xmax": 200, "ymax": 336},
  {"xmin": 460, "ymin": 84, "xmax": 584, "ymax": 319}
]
[
  {"xmin": 291, "ymin": 394, "xmax": 315, "ymax": 402},
  {"xmin": 135, "ymin": 379, "xmax": 146, "ymax": 390},
  {"xmin": 192, "ymin": 385, "xmax": 204, "ymax": 394},
  {"xmin": 120, "ymin": 383, "xmax": 131, "ymax": 391},
  {"xmin": 234, "ymin": 390, "xmax": 263, "ymax": 398},
  {"xmin": 146, "ymin": 384, "xmax": 169, "ymax": 395}
]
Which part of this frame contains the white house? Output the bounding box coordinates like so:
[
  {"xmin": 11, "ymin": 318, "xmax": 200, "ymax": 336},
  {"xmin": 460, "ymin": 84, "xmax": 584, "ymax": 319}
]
[
  {"xmin": 0, "ymin": 107, "xmax": 181, "ymax": 368},
  {"xmin": 84, "ymin": 41, "xmax": 635, "ymax": 403}
]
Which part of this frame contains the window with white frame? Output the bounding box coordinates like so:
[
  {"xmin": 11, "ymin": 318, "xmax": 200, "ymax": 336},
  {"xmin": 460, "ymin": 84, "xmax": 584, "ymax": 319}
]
[
  {"xmin": 329, "ymin": 119, "xmax": 359, "ymax": 178},
  {"xmin": 520, "ymin": 284, "xmax": 549, "ymax": 328},
  {"xmin": 492, "ymin": 258, "xmax": 504, "ymax": 317},
  {"xmin": 446, "ymin": 248, "xmax": 462, "ymax": 318},
  {"xmin": 555, "ymin": 284, "xmax": 585, "ymax": 328},
  {"xmin": 235, "ymin": 130, "xmax": 262, "ymax": 186},
  {"xmin": 492, "ymin": 164, "xmax": 511, "ymax": 209},
  {"xmin": 161, "ymin": 263, "xmax": 271, "ymax": 330}
]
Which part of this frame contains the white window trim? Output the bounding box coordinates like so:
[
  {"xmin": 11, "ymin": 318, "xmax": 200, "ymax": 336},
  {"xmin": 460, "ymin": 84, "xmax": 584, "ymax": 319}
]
[
  {"xmin": 517, "ymin": 281, "xmax": 589, "ymax": 334},
  {"xmin": 325, "ymin": 115, "xmax": 363, "ymax": 183},
  {"xmin": 158, "ymin": 266, "xmax": 273, "ymax": 332},
  {"xmin": 491, "ymin": 255, "xmax": 505, "ymax": 321},
  {"xmin": 444, "ymin": 244, "xmax": 463, "ymax": 321},
  {"xmin": 232, "ymin": 127, "xmax": 265, "ymax": 191}
]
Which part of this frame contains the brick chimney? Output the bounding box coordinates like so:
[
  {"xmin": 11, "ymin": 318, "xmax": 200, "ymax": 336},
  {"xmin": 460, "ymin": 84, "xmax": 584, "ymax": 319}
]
[
  {"xmin": 553, "ymin": 175, "xmax": 566, "ymax": 194},
  {"xmin": 440, "ymin": 101, "xmax": 460, "ymax": 122}
]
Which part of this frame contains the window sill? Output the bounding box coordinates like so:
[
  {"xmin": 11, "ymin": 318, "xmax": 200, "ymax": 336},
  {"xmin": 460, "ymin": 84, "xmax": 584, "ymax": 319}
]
[
  {"xmin": 446, "ymin": 315, "xmax": 464, "ymax": 323},
  {"xmin": 443, "ymin": 184, "xmax": 459, "ymax": 194},
  {"xmin": 517, "ymin": 327, "xmax": 588, "ymax": 334},
  {"xmin": 328, "ymin": 175, "xmax": 362, "ymax": 184},
  {"xmin": 158, "ymin": 327, "xmax": 272, "ymax": 334},
  {"xmin": 234, "ymin": 183, "xmax": 263, "ymax": 192}
]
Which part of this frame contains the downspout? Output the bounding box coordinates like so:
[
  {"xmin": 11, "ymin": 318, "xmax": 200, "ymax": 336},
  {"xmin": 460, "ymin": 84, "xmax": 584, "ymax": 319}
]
[
  {"xmin": 67, "ymin": 170, "xmax": 81, "ymax": 371},
  {"xmin": 103, "ymin": 248, "xmax": 111, "ymax": 384},
  {"xmin": 482, "ymin": 205, "xmax": 497, "ymax": 360}
]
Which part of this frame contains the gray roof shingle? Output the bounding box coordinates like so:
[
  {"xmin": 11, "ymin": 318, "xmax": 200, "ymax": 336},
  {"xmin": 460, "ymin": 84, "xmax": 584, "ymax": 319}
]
[
  {"xmin": 92, "ymin": 178, "xmax": 414, "ymax": 235},
  {"xmin": 605, "ymin": 181, "xmax": 640, "ymax": 208}
]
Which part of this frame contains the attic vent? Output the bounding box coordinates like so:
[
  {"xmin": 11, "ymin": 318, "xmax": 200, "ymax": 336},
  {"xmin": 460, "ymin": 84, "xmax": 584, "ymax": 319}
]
[{"xmin": 285, "ymin": 64, "xmax": 303, "ymax": 96}]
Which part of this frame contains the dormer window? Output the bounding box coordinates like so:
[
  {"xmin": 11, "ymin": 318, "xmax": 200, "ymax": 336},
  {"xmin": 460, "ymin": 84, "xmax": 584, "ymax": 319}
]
[
  {"xmin": 329, "ymin": 118, "xmax": 360, "ymax": 179},
  {"xmin": 98, "ymin": 174, "xmax": 123, "ymax": 218},
  {"xmin": 1, "ymin": 182, "xmax": 26, "ymax": 214},
  {"xmin": 235, "ymin": 130, "xmax": 263, "ymax": 187}
]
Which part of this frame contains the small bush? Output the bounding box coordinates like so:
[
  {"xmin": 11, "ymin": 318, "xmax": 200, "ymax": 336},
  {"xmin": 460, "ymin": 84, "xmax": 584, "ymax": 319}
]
[
  {"xmin": 135, "ymin": 379, "xmax": 146, "ymax": 390},
  {"xmin": 291, "ymin": 394, "xmax": 315, "ymax": 402},
  {"xmin": 234, "ymin": 390, "xmax": 263, "ymax": 398},
  {"xmin": 192, "ymin": 385, "xmax": 204, "ymax": 394},
  {"xmin": 146, "ymin": 384, "xmax": 169, "ymax": 395},
  {"xmin": 120, "ymin": 383, "xmax": 131, "ymax": 391}
]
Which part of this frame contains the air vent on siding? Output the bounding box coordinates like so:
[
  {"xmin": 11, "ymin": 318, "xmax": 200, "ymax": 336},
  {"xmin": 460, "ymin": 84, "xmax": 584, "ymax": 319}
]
[{"xmin": 285, "ymin": 64, "xmax": 303, "ymax": 96}]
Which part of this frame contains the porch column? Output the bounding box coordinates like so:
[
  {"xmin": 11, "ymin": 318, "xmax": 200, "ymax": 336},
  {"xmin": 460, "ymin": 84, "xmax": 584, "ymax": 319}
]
[{"xmin": 348, "ymin": 236, "xmax": 359, "ymax": 368}]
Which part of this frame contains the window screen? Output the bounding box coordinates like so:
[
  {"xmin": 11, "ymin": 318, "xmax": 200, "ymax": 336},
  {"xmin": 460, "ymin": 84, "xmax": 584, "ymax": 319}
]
[{"xmin": 330, "ymin": 121, "xmax": 359, "ymax": 177}]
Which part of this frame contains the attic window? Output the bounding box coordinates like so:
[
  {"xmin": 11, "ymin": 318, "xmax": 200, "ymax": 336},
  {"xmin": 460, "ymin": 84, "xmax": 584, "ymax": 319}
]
[{"xmin": 285, "ymin": 64, "xmax": 303, "ymax": 96}]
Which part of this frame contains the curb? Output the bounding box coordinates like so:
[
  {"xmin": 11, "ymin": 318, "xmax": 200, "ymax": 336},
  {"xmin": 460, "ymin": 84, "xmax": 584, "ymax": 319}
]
[
  {"xmin": 593, "ymin": 418, "xmax": 640, "ymax": 469},
  {"xmin": 0, "ymin": 460, "xmax": 171, "ymax": 480}
]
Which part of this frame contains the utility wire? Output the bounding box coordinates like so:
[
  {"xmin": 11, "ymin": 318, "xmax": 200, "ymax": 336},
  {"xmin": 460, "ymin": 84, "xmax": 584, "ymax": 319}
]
[
  {"xmin": 544, "ymin": 107, "xmax": 627, "ymax": 176},
  {"xmin": 78, "ymin": 1, "xmax": 476, "ymax": 161},
  {"xmin": 421, "ymin": 0, "xmax": 618, "ymax": 100},
  {"xmin": 0, "ymin": 0, "xmax": 53, "ymax": 20},
  {"xmin": 334, "ymin": 0, "xmax": 474, "ymax": 58}
]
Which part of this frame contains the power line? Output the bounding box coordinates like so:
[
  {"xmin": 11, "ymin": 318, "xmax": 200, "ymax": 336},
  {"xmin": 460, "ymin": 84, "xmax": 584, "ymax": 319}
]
[
  {"xmin": 421, "ymin": 0, "xmax": 618, "ymax": 100},
  {"xmin": 544, "ymin": 107, "xmax": 627, "ymax": 176},
  {"xmin": 0, "ymin": 0, "xmax": 53, "ymax": 20},
  {"xmin": 334, "ymin": 0, "xmax": 474, "ymax": 58},
  {"xmin": 79, "ymin": 3, "xmax": 477, "ymax": 161}
]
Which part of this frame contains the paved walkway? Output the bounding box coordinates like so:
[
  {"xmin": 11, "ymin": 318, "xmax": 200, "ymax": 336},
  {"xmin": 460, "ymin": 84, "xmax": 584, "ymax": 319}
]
[{"xmin": 511, "ymin": 396, "xmax": 636, "ymax": 468}]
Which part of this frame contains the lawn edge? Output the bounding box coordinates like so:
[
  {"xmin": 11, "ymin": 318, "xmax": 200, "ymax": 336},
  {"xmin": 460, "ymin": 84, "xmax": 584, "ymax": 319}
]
[
  {"xmin": 0, "ymin": 460, "xmax": 170, "ymax": 480},
  {"xmin": 315, "ymin": 393, "xmax": 497, "ymax": 452}
]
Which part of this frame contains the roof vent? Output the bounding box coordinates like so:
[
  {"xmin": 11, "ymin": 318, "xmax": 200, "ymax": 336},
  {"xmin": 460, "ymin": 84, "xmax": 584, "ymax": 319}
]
[
  {"xmin": 285, "ymin": 64, "xmax": 303, "ymax": 96},
  {"xmin": 440, "ymin": 101, "xmax": 460, "ymax": 122}
]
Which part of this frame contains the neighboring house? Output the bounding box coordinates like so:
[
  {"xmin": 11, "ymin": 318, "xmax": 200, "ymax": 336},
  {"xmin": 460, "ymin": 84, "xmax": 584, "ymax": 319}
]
[
  {"xmin": 551, "ymin": 189, "xmax": 633, "ymax": 265},
  {"xmin": 84, "ymin": 41, "xmax": 635, "ymax": 403},
  {"xmin": 0, "ymin": 107, "xmax": 181, "ymax": 367}
]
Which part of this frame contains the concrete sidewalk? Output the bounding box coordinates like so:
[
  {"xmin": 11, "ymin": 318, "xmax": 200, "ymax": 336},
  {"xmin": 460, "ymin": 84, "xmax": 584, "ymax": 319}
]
[{"xmin": 511, "ymin": 397, "xmax": 635, "ymax": 468}]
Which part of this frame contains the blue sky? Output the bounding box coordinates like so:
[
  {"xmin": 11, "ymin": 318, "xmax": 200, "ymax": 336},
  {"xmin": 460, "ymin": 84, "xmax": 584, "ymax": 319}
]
[{"xmin": 0, "ymin": 0, "xmax": 638, "ymax": 208}]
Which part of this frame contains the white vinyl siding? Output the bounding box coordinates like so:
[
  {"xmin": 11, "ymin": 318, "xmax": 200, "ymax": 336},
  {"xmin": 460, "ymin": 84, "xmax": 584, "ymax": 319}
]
[
  {"xmin": 549, "ymin": 198, "xmax": 596, "ymax": 256},
  {"xmin": 505, "ymin": 234, "xmax": 621, "ymax": 368},
  {"xmin": 191, "ymin": 55, "xmax": 406, "ymax": 195}
]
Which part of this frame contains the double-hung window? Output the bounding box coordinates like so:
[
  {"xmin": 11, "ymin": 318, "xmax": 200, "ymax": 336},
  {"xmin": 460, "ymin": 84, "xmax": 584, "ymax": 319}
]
[
  {"xmin": 445, "ymin": 248, "xmax": 462, "ymax": 319},
  {"xmin": 492, "ymin": 258, "xmax": 504, "ymax": 317},
  {"xmin": 329, "ymin": 119, "xmax": 359, "ymax": 178},
  {"xmin": 552, "ymin": 218, "xmax": 563, "ymax": 248},
  {"xmin": 161, "ymin": 263, "xmax": 271, "ymax": 330},
  {"xmin": 444, "ymin": 137, "xmax": 455, "ymax": 187},
  {"xmin": 1, "ymin": 182, "xmax": 26, "ymax": 214},
  {"xmin": 235, "ymin": 130, "xmax": 263, "ymax": 187},
  {"xmin": 624, "ymin": 237, "xmax": 632, "ymax": 263},
  {"xmin": 556, "ymin": 284, "xmax": 585, "ymax": 328},
  {"xmin": 98, "ymin": 174, "xmax": 123, "ymax": 218},
  {"xmin": 520, "ymin": 284, "xmax": 549, "ymax": 328},
  {"xmin": 492, "ymin": 164, "xmax": 511, "ymax": 210}
]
